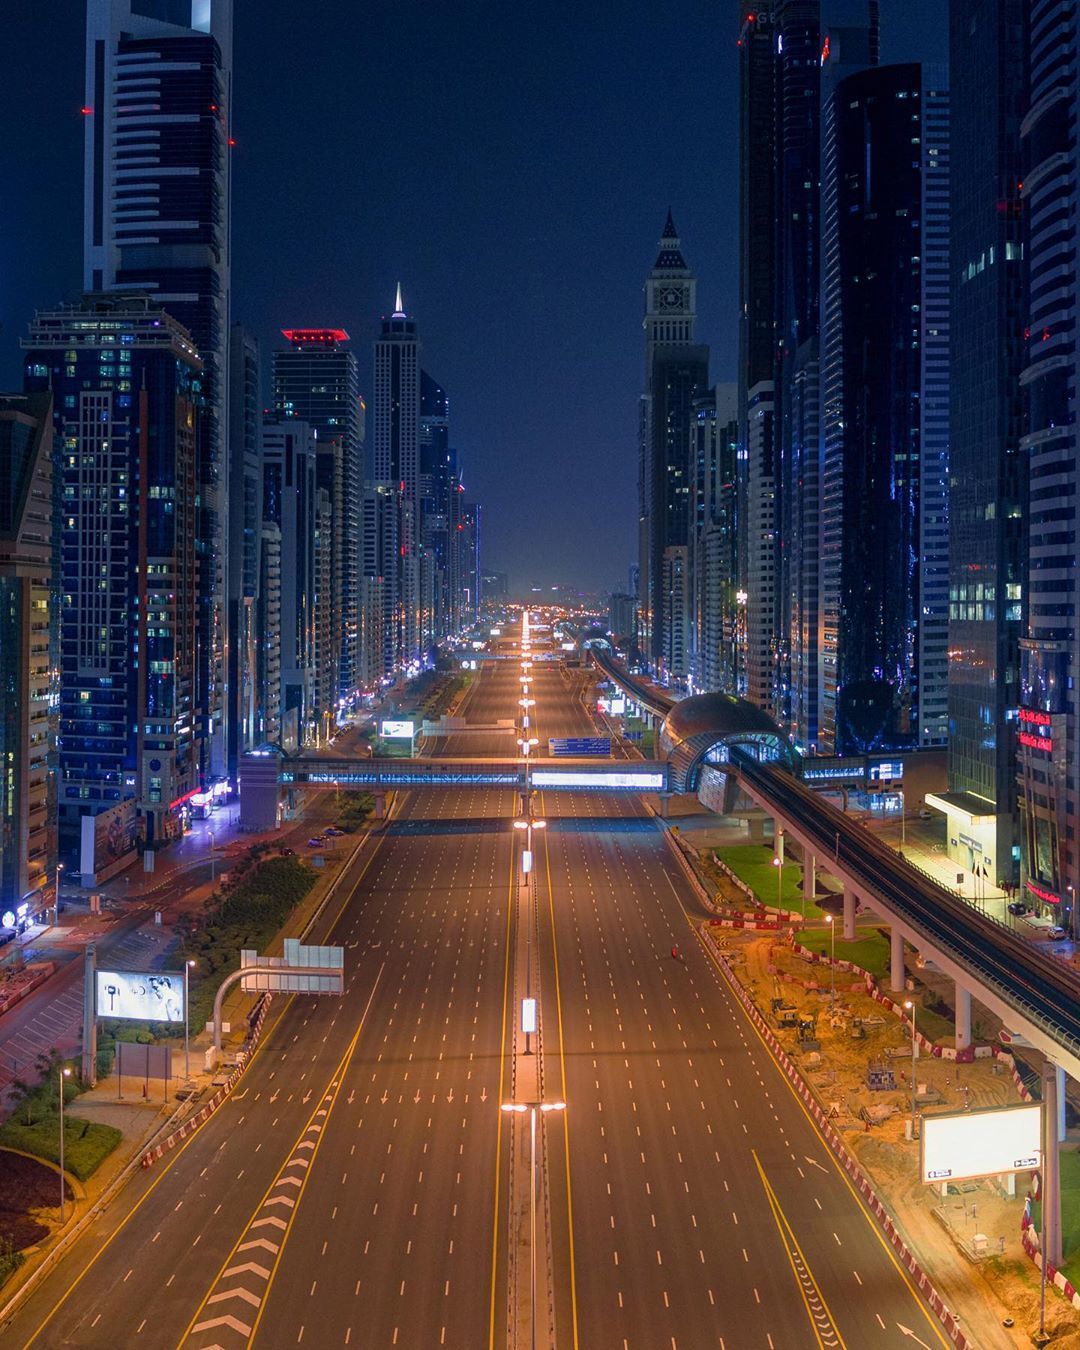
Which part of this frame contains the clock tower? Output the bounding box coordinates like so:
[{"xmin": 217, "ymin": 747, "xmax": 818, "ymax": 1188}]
[
  {"xmin": 644, "ymin": 209, "xmax": 697, "ymax": 359},
  {"xmin": 638, "ymin": 211, "xmax": 709, "ymax": 683}
]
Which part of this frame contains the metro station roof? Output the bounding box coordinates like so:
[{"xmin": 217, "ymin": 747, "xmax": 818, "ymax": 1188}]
[{"xmin": 660, "ymin": 692, "xmax": 797, "ymax": 791}]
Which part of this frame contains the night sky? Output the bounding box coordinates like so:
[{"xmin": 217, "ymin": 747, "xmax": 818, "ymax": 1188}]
[{"xmin": 1, "ymin": 1, "xmax": 945, "ymax": 595}]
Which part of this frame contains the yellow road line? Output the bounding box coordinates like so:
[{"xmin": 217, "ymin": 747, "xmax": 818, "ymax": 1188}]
[
  {"xmin": 487, "ymin": 802, "xmax": 517, "ymax": 1350},
  {"xmin": 20, "ymin": 814, "xmax": 397, "ymax": 1350},
  {"xmin": 178, "ymin": 966, "xmax": 384, "ymax": 1347},
  {"xmin": 542, "ymin": 789, "xmax": 580, "ymax": 1350},
  {"xmin": 752, "ymin": 1150, "xmax": 847, "ymax": 1350},
  {"xmin": 687, "ymin": 911, "xmax": 951, "ymax": 1349}
]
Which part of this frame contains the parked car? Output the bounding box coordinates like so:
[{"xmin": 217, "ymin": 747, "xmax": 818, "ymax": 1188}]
[
  {"xmin": 1048, "ymin": 924, "xmax": 1069, "ymax": 941},
  {"xmin": 0, "ymin": 927, "xmax": 16, "ymax": 946},
  {"xmin": 324, "ymin": 827, "xmax": 343, "ymax": 837},
  {"xmin": 307, "ymin": 836, "xmax": 326, "ymax": 848},
  {"xmin": 1007, "ymin": 900, "xmax": 1028, "ymax": 916},
  {"xmin": 279, "ymin": 846, "xmax": 296, "ymax": 857}
]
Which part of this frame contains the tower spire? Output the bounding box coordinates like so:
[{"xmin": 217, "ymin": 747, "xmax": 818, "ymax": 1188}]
[{"xmin": 393, "ymin": 282, "xmax": 405, "ymax": 317}]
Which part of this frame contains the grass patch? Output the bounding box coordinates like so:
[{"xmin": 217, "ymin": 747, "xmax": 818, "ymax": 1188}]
[
  {"xmin": 799, "ymin": 929, "xmax": 892, "ymax": 983},
  {"xmin": 0, "ymin": 1116, "xmax": 122, "ymax": 1182},
  {"xmin": 713, "ymin": 845, "xmax": 828, "ymax": 919},
  {"xmin": 334, "ymin": 791, "xmax": 374, "ymax": 835},
  {"xmin": 1030, "ymin": 1149, "xmax": 1080, "ymax": 1289}
]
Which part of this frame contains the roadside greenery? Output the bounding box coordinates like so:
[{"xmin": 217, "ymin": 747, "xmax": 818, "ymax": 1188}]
[
  {"xmin": 334, "ymin": 791, "xmax": 374, "ymax": 834},
  {"xmin": 2, "ymin": 1050, "xmax": 122, "ymax": 1181},
  {"xmin": 0, "ymin": 1236, "xmax": 24, "ymax": 1289}
]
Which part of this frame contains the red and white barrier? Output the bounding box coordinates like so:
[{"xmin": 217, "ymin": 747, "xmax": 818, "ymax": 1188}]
[{"xmin": 141, "ymin": 994, "xmax": 272, "ymax": 1169}]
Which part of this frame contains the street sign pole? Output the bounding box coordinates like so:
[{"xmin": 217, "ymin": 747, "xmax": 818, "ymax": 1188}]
[{"xmin": 81, "ymin": 943, "xmax": 97, "ymax": 1086}]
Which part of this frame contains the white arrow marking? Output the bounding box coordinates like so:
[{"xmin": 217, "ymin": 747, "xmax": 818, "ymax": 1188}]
[
  {"xmin": 222, "ymin": 1262, "xmax": 271, "ymax": 1280},
  {"xmin": 804, "ymin": 1156, "xmax": 829, "ymax": 1174},
  {"xmin": 207, "ymin": 1288, "xmax": 261, "ymax": 1309},
  {"xmin": 238, "ymin": 1239, "xmax": 279, "ymax": 1255},
  {"xmin": 302, "ymin": 1090, "xmax": 312, "ymax": 1104},
  {"xmin": 897, "ymin": 1327, "xmax": 932, "ymax": 1348},
  {"xmin": 191, "ymin": 1314, "xmax": 252, "ymax": 1336},
  {"xmin": 348, "ymin": 1090, "xmax": 355, "ymax": 1104},
  {"xmin": 413, "ymin": 1090, "xmax": 421, "ymax": 1104},
  {"xmin": 480, "ymin": 1086, "xmax": 488, "ymax": 1103},
  {"xmin": 231, "ymin": 1090, "xmax": 247, "ymax": 1101},
  {"xmin": 380, "ymin": 1090, "xmax": 389, "ymax": 1105},
  {"xmin": 447, "ymin": 1088, "xmax": 454, "ymax": 1104},
  {"xmin": 269, "ymin": 1089, "xmax": 279, "ymax": 1103}
]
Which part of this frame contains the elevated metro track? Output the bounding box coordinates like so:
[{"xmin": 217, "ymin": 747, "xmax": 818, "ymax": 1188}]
[
  {"xmin": 738, "ymin": 755, "xmax": 1080, "ymax": 1077},
  {"xmin": 592, "ymin": 647, "xmax": 1080, "ymax": 1075}
]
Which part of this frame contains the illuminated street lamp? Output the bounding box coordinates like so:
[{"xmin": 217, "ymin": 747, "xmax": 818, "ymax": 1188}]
[
  {"xmin": 501, "ymin": 1100, "xmax": 566, "ymax": 1350},
  {"xmin": 59, "ymin": 1065, "xmax": 72, "ymax": 1223},
  {"xmin": 904, "ymin": 999, "xmax": 918, "ymax": 1140},
  {"xmin": 772, "ymin": 854, "xmax": 783, "ymax": 913},
  {"xmin": 518, "ymin": 737, "xmax": 538, "ymax": 758},
  {"xmin": 184, "ymin": 959, "xmax": 196, "ymax": 1081}
]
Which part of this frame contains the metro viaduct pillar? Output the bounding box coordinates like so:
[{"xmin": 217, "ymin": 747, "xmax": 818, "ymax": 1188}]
[
  {"xmin": 955, "ymin": 985, "xmax": 972, "ymax": 1052},
  {"xmin": 1043, "ymin": 1063, "xmax": 1064, "ymax": 1266},
  {"xmin": 842, "ymin": 886, "xmax": 858, "ymax": 941},
  {"xmin": 802, "ymin": 853, "xmax": 816, "ymax": 904},
  {"xmin": 890, "ymin": 927, "xmax": 906, "ymax": 992}
]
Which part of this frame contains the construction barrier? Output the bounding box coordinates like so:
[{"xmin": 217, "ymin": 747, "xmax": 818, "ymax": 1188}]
[{"xmin": 140, "ymin": 994, "xmax": 272, "ymax": 1169}]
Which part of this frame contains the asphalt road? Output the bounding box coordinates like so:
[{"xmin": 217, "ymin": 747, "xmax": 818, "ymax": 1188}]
[{"xmin": 1, "ymin": 641, "xmax": 957, "ymax": 1350}]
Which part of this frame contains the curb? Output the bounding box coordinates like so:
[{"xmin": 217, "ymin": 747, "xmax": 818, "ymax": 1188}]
[{"xmin": 700, "ymin": 926, "xmax": 974, "ymax": 1350}]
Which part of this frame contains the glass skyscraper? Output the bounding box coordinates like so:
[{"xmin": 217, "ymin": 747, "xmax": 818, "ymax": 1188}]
[{"xmin": 84, "ymin": 0, "xmax": 232, "ymax": 776}]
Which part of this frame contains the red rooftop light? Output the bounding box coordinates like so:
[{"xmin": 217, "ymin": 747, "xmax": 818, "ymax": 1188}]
[{"xmin": 281, "ymin": 328, "xmax": 350, "ymax": 346}]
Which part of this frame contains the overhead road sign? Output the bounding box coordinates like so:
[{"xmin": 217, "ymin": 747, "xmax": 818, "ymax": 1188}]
[{"xmin": 548, "ymin": 737, "xmax": 611, "ymax": 757}]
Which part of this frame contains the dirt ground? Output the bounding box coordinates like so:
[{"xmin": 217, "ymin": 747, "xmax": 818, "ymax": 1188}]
[
  {"xmin": 726, "ymin": 929, "xmax": 1080, "ymax": 1347},
  {"xmin": 0, "ymin": 1150, "xmax": 69, "ymax": 1251}
]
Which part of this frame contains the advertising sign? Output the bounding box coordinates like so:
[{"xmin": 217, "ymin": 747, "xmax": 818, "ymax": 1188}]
[
  {"xmin": 381, "ymin": 720, "xmax": 416, "ymax": 740},
  {"xmin": 96, "ymin": 970, "xmax": 185, "ymax": 1023},
  {"xmin": 80, "ymin": 799, "xmax": 144, "ymax": 881},
  {"xmin": 920, "ymin": 1103, "xmax": 1041, "ymax": 1184},
  {"xmin": 521, "ymin": 998, "xmax": 537, "ymax": 1034}
]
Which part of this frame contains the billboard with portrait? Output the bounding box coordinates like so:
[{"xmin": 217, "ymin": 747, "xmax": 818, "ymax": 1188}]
[{"xmin": 96, "ymin": 970, "xmax": 185, "ymax": 1023}]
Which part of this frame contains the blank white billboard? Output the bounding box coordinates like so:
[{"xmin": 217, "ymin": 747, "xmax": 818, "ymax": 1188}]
[
  {"xmin": 96, "ymin": 970, "xmax": 185, "ymax": 1023},
  {"xmin": 920, "ymin": 1103, "xmax": 1041, "ymax": 1184}
]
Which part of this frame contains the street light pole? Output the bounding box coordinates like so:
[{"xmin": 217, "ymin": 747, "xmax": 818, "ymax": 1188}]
[
  {"xmin": 501, "ymin": 1099, "xmax": 566, "ymax": 1350},
  {"xmin": 59, "ymin": 1065, "xmax": 71, "ymax": 1223},
  {"xmin": 184, "ymin": 959, "xmax": 195, "ymax": 1081},
  {"xmin": 208, "ymin": 829, "xmax": 216, "ymax": 887},
  {"xmin": 827, "ymin": 916, "xmax": 835, "ymax": 1006}
]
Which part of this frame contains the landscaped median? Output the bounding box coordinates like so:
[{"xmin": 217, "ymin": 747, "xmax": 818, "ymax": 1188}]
[{"xmin": 1, "ymin": 1054, "xmax": 122, "ymax": 1184}]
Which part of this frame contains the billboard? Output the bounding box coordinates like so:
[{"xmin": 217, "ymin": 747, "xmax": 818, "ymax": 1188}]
[
  {"xmin": 96, "ymin": 970, "xmax": 185, "ymax": 1023},
  {"xmin": 80, "ymin": 798, "xmax": 144, "ymax": 880},
  {"xmin": 381, "ymin": 720, "xmax": 415, "ymax": 740},
  {"xmin": 920, "ymin": 1103, "xmax": 1041, "ymax": 1184}
]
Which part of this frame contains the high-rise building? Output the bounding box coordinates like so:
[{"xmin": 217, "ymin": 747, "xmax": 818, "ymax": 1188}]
[
  {"xmin": 737, "ymin": 2, "xmax": 879, "ymax": 733},
  {"xmin": 373, "ymin": 287, "xmax": 421, "ymax": 670},
  {"xmin": 226, "ymin": 325, "xmax": 261, "ymax": 780},
  {"xmin": 419, "ymin": 372, "xmax": 458, "ymax": 649},
  {"xmin": 820, "ymin": 62, "xmax": 950, "ymax": 752},
  {"xmin": 273, "ymin": 329, "xmax": 363, "ymax": 707},
  {"xmin": 262, "ymin": 418, "xmax": 318, "ymax": 750},
  {"xmin": 257, "ymin": 521, "xmax": 281, "ymax": 744},
  {"xmin": 934, "ymin": 0, "xmax": 1027, "ymax": 891},
  {"xmin": 84, "ymin": 0, "xmax": 233, "ymax": 776},
  {"xmin": 738, "ymin": 10, "xmax": 779, "ymax": 715},
  {"xmin": 0, "ymin": 394, "xmax": 57, "ymax": 921},
  {"xmin": 639, "ymin": 212, "xmax": 709, "ymax": 685},
  {"xmin": 361, "ymin": 485, "xmax": 396, "ymax": 685},
  {"xmin": 690, "ymin": 385, "xmax": 740, "ymax": 694},
  {"xmin": 25, "ymin": 295, "xmax": 203, "ymax": 848},
  {"xmin": 1016, "ymin": 0, "xmax": 1079, "ymax": 917},
  {"xmin": 609, "ymin": 593, "xmax": 636, "ymax": 642},
  {"xmin": 459, "ymin": 500, "xmax": 481, "ymax": 625}
]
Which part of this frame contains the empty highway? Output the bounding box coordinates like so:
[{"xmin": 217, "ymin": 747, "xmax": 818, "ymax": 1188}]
[{"xmin": 1, "ymin": 633, "xmax": 957, "ymax": 1349}]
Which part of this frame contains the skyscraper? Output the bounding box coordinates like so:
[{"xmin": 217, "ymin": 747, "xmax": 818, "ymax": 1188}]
[
  {"xmin": 261, "ymin": 418, "xmax": 318, "ymax": 751},
  {"xmin": 1016, "ymin": 0, "xmax": 1079, "ymax": 917},
  {"xmin": 820, "ymin": 62, "xmax": 950, "ymax": 752},
  {"xmin": 459, "ymin": 500, "xmax": 481, "ymax": 626},
  {"xmin": 84, "ymin": 0, "xmax": 233, "ymax": 776},
  {"xmin": 737, "ymin": 9, "xmax": 779, "ymax": 716},
  {"xmin": 227, "ymin": 325, "xmax": 262, "ymax": 780},
  {"xmin": 639, "ymin": 212, "xmax": 709, "ymax": 685},
  {"xmin": 25, "ymin": 295, "xmax": 204, "ymax": 848},
  {"xmin": 935, "ymin": 0, "xmax": 1027, "ymax": 891},
  {"xmin": 0, "ymin": 393, "xmax": 57, "ymax": 921},
  {"xmin": 273, "ymin": 329, "xmax": 363, "ymax": 708},
  {"xmin": 691, "ymin": 385, "xmax": 739, "ymax": 695},
  {"xmin": 373, "ymin": 287, "xmax": 421, "ymax": 671},
  {"xmin": 737, "ymin": 2, "xmax": 879, "ymax": 734},
  {"xmin": 419, "ymin": 372, "xmax": 457, "ymax": 650}
]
